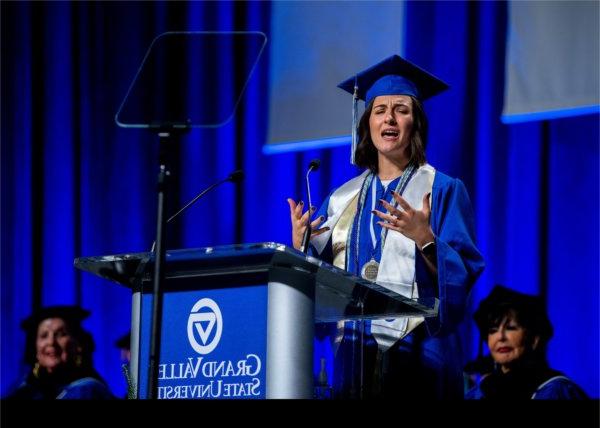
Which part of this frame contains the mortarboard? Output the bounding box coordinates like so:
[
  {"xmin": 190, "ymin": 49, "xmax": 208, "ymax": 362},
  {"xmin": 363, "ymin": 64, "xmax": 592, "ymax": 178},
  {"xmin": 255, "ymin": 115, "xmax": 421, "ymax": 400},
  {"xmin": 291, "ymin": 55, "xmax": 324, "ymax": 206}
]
[
  {"xmin": 20, "ymin": 305, "xmax": 90, "ymax": 333},
  {"xmin": 338, "ymin": 54, "xmax": 449, "ymax": 104},
  {"xmin": 115, "ymin": 331, "xmax": 131, "ymax": 350},
  {"xmin": 473, "ymin": 285, "xmax": 553, "ymax": 342},
  {"xmin": 337, "ymin": 55, "xmax": 449, "ymax": 164}
]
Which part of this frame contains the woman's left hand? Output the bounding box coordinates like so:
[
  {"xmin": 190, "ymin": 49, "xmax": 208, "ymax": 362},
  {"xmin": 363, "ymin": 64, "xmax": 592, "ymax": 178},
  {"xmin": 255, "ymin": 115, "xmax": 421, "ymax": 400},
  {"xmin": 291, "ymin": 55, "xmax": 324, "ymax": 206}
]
[{"xmin": 373, "ymin": 191, "xmax": 435, "ymax": 250}]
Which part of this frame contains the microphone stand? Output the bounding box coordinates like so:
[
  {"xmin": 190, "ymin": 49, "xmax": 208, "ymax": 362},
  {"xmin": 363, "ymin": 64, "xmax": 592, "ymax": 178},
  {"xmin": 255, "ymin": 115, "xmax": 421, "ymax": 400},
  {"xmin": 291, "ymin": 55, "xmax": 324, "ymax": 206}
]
[
  {"xmin": 300, "ymin": 160, "xmax": 320, "ymax": 254},
  {"xmin": 166, "ymin": 178, "xmax": 229, "ymax": 224},
  {"xmin": 150, "ymin": 170, "xmax": 243, "ymax": 253},
  {"xmin": 147, "ymin": 123, "xmax": 189, "ymax": 400}
]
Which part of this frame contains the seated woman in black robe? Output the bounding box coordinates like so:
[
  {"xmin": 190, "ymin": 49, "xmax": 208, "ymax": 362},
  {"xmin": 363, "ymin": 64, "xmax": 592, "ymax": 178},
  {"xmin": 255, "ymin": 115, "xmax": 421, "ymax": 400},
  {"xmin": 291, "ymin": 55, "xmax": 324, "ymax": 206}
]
[
  {"xmin": 466, "ymin": 285, "xmax": 588, "ymax": 400},
  {"xmin": 6, "ymin": 305, "xmax": 114, "ymax": 399}
]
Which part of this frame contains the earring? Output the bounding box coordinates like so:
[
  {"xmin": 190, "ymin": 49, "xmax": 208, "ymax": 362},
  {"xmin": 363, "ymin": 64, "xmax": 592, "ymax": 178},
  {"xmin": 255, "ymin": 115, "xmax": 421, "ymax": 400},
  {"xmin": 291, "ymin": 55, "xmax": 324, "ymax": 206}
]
[
  {"xmin": 75, "ymin": 355, "xmax": 83, "ymax": 367},
  {"xmin": 33, "ymin": 362, "xmax": 40, "ymax": 378}
]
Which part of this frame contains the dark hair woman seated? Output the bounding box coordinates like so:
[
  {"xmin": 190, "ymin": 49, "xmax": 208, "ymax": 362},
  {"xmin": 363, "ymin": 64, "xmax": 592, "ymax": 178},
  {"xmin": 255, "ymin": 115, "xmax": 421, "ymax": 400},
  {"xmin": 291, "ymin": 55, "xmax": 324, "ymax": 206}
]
[
  {"xmin": 466, "ymin": 285, "xmax": 588, "ymax": 400},
  {"xmin": 6, "ymin": 305, "xmax": 114, "ymax": 399}
]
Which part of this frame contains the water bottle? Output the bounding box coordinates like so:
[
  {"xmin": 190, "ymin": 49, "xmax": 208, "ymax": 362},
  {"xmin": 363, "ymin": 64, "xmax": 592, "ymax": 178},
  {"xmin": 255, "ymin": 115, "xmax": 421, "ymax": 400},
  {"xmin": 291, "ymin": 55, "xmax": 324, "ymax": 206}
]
[{"xmin": 314, "ymin": 357, "xmax": 333, "ymax": 399}]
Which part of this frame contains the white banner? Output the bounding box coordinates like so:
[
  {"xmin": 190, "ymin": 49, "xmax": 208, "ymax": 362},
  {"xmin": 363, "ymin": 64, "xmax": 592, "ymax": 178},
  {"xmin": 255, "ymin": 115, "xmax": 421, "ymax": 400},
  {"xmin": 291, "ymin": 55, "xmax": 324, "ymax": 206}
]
[{"xmin": 503, "ymin": 1, "xmax": 599, "ymax": 123}]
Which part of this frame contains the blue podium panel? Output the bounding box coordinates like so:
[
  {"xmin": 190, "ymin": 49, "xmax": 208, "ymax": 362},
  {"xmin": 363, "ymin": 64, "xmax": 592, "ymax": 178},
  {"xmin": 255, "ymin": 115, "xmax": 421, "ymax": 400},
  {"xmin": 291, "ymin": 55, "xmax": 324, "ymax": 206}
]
[{"xmin": 138, "ymin": 284, "xmax": 267, "ymax": 399}]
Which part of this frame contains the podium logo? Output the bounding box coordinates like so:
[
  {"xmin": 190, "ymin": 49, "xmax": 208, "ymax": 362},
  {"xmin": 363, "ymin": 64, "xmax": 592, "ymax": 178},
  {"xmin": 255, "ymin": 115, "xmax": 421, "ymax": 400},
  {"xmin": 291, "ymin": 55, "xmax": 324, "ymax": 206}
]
[{"xmin": 187, "ymin": 298, "xmax": 223, "ymax": 355}]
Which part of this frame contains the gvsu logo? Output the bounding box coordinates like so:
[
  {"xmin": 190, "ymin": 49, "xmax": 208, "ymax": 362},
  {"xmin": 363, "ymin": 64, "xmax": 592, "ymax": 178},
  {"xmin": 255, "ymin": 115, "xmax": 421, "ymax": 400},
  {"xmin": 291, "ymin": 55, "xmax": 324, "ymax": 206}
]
[{"xmin": 187, "ymin": 298, "xmax": 223, "ymax": 355}]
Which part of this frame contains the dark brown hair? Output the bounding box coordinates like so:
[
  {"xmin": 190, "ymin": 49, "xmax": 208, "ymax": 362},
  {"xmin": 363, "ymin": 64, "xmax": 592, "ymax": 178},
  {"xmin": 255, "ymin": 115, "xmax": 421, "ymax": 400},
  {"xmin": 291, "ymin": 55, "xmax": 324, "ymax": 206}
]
[{"xmin": 354, "ymin": 96, "xmax": 428, "ymax": 172}]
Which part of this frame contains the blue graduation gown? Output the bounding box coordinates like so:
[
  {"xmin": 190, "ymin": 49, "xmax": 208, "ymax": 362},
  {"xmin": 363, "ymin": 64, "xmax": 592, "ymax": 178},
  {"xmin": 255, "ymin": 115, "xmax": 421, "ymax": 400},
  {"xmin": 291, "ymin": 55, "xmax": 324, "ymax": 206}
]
[
  {"xmin": 7, "ymin": 371, "xmax": 115, "ymax": 400},
  {"xmin": 466, "ymin": 375, "xmax": 589, "ymax": 400},
  {"xmin": 311, "ymin": 169, "xmax": 485, "ymax": 399}
]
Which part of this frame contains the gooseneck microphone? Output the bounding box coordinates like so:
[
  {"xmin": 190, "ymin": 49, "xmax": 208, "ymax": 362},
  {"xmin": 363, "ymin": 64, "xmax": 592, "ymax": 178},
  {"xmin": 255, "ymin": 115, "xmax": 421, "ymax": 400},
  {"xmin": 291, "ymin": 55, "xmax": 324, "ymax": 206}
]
[
  {"xmin": 300, "ymin": 159, "xmax": 320, "ymax": 253},
  {"xmin": 150, "ymin": 170, "xmax": 244, "ymax": 251},
  {"xmin": 167, "ymin": 169, "xmax": 244, "ymax": 224}
]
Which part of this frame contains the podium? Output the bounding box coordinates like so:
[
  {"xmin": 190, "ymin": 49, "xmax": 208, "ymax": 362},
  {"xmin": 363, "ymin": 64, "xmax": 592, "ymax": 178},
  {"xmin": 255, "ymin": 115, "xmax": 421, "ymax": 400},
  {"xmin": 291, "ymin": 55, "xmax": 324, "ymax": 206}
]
[{"xmin": 75, "ymin": 242, "xmax": 438, "ymax": 399}]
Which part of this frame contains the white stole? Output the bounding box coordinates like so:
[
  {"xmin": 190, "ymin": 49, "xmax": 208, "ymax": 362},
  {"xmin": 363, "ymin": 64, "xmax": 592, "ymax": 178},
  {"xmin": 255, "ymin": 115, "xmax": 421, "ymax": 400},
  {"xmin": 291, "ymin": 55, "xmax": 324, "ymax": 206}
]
[{"xmin": 311, "ymin": 165, "xmax": 436, "ymax": 352}]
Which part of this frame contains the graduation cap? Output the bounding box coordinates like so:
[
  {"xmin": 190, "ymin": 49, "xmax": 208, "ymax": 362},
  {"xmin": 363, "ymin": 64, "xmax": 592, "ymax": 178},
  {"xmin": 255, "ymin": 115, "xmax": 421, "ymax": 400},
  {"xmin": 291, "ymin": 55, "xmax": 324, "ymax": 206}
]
[
  {"xmin": 338, "ymin": 54, "xmax": 449, "ymax": 104},
  {"xmin": 337, "ymin": 55, "xmax": 449, "ymax": 164},
  {"xmin": 115, "ymin": 331, "xmax": 131, "ymax": 350},
  {"xmin": 473, "ymin": 285, "xmax": 553, "ymax": 343},
  {"xmin": 21, "ymin": 305, "xmax": 90, "ymax": 332}
]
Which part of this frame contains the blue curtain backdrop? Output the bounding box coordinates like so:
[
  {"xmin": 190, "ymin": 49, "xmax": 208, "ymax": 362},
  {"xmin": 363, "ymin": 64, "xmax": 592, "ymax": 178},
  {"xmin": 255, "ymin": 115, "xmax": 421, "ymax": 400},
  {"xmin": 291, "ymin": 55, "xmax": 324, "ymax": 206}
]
[
  {"xmin": 403, "ymin": 1, "xmax": 598, "ymax": 398},
  {"xmin": 2, "ymin": 1, "xmax": 598, "ymax": 398}
]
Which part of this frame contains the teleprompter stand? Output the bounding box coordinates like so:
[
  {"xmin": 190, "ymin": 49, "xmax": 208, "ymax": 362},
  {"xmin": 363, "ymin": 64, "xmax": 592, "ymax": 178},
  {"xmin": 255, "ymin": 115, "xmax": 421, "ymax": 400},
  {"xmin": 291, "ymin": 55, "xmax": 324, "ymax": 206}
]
[{"xmin": 113, "ymin": 31, "xmax": 267, "ymax": 398}]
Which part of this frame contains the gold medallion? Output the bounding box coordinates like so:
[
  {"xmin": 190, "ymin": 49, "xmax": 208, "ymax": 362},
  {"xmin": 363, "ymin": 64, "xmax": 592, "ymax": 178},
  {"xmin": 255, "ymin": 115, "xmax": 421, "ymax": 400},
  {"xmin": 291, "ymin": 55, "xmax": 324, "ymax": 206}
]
[{"xmin": 361, "ymin": 259, "xmax": 379, "ymax": 281}]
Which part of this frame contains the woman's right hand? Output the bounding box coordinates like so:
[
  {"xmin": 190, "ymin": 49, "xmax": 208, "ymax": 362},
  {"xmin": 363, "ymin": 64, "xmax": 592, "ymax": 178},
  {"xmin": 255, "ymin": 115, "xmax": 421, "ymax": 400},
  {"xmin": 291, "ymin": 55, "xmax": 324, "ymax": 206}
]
[{"xmin": 287, "ymin": 198, "xmax": 329, "ymax": 250}]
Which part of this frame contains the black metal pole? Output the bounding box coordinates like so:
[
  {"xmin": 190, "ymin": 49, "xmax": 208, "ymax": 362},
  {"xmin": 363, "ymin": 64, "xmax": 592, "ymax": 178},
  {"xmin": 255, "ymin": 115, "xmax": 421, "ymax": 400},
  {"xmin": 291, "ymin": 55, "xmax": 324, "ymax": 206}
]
[{"xmin": 147, "ymin": 132, "xmax": 171, "ymax": 399}]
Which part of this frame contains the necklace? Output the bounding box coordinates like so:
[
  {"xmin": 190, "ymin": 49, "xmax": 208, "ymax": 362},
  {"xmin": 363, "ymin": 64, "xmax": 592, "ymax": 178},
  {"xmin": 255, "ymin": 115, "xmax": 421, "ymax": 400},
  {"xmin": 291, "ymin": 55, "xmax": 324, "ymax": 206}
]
[{"xmin": 347, "ymin": 164, "xmax": 417, "ymax": 281}]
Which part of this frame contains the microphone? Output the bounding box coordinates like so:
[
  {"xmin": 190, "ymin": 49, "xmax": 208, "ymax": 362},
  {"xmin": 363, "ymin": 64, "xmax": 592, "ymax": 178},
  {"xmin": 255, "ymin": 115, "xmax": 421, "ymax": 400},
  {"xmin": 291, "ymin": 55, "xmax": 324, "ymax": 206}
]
[
  {"xmin": 300, "ymin": 159, "xmax": 320, "ymax": 254},
  {"xmin": 150, "ymin": 169, "xmax": 244, "ymax": 251},
  {"xmin": 167, "ymin": 169, "xmax": 243, "ymax": 224}
]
